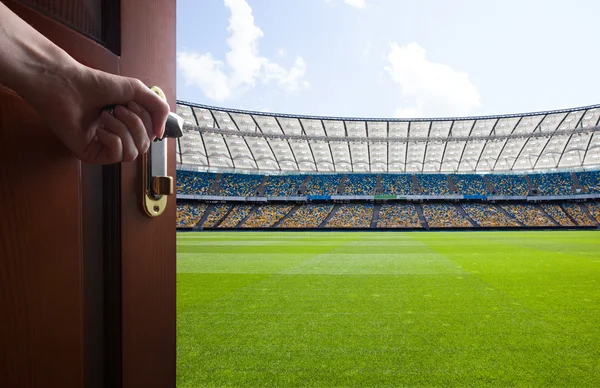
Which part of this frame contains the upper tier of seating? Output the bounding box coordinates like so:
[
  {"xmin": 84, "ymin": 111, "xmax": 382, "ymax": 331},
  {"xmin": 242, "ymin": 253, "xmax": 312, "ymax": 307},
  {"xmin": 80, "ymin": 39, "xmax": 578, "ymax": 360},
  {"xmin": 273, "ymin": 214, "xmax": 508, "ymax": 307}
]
[
  {"xmin": 303, "ymin": 175, "xmax": 341, "ymax": 196},
  {"xmin": 176, "ymin": 170, "xmax": 600, "ymax": 197},
  {"xmin": 576, "ymin": 170, "xmax": 600, "ymax": 194},
  {"xmin": 453, "ymin": 175, "xmax": 489, "ymax": 196},
  {"xmin": 485, "ymin": 174, "xmax": 529, "ymax": 196},
  {"xmin": 343, "ymin": 174, "xmax": 378, "ymax": 195},
  {"xmin": 177, "ymin": 170, "xmax": 215, "ymax": 195},
  {"xmin": 217, "ymin": 173, "xmax": 263, "ymax": 196},
  {"xmin": 263, "ymin": 175, "xmax": 305, "ymax": 196},
  {"xmin": 417, "ymin": 175, "xmax": 452, "ymax": 195},
  {"xmin": 530, "ymin": 172, "xmax": 573, "ymax": 196},
  {"xmin": 379, "ymin": 174, "xmax": 413, "ymax": 195}
]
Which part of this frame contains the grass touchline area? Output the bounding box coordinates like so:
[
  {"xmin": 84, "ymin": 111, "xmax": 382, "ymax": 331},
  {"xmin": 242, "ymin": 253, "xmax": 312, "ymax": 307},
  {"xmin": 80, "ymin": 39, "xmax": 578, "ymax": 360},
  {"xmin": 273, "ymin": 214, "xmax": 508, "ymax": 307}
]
[{"xmin": 177, "ymin": 231, "xmax": 600, "ymax": 387}]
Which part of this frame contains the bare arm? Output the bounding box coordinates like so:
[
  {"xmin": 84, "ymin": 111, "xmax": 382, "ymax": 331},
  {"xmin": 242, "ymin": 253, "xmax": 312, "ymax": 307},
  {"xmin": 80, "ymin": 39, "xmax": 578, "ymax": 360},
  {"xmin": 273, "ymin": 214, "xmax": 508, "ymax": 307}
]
[{"xmin": 0, "ymin": 2, "xmax": 170, "ymax": 164}]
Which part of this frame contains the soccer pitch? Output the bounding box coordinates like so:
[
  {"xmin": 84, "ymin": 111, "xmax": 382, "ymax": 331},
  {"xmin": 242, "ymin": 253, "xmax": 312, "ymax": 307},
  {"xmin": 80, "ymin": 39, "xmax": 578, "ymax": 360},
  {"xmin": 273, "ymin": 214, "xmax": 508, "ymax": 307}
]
[{"xmin": 177, "ymin": 231, "xmax": 600, "ymax": 387}]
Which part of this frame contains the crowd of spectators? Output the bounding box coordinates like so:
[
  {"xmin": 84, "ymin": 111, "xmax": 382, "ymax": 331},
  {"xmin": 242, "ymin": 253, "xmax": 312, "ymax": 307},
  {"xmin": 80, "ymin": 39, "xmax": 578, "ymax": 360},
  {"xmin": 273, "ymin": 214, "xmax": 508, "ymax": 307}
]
[
  {"xmin": 586, "ymin": 202, "xmax": 600, "ymax": 223},
  {"xmin": 421, "ymin": 204, "xmax": 472, "ymax": 227},
  {"xmin": 343, "ymin": 174, "xmax": 378, "ymax": 195},
  {"xmin": 417, "ymin": 175, "xmax": 453, "ymax": 195},
  {"xmin": 379, "ymin": 174, "xmax": 413, "ymax": 195},
  {"xmin": 561, "ymin": 203, "xmax": 594, "ymax": 226},
  {"xmin": 241, "ymin": 205, "xmax": 294, "ymax": 228},
  {"xmin": 453, "ymin": 175, "xmax": 489, "ymax": 195},
  {"xmin": 530, "ymin": 172, "xmax": 573, "ymax": 196},
  {"xmin": 540, "ymin": 204, "xmax": 574, "ymax": 226},
  {"xmin": 217, "ymin": 173, "xmax": 263, "ymax": 196},
  {"xmin": 462, "ymin": 203, "xmax": 520, "ymax": 227},
  {"xmin": 277, "ymin": 204, "xmax": 334, "ymax": 228},
  {"xmin": 263, "ymin": 175, "xmax": 306, "ymax": 196},
  {"xmin": 376, "ymin": 203, "xmax": 422, "ymax": 228},
  {"xmin": 303, "ymin": 175, "xmax": 342, "ymax": 196},
  {"xmin": 500, "ymin": 204, "xmax": 554, "ymax": 226},
  {"xmin": 176, "ymin": 170, "xmax": 214, "ymax": 195},
  {"xmin": 201, "ymin": 204, "xmax": 231, "ymax": 228},
  {"xmin": 576, "ymin": 170, "xmax": 600, "ymax": 194},
  {"xmin": 326, "ymin": 203, "xmax": 374, "ymax": 228},
  {"xmin": 176, "ymin": 202, "xmax": 207, "ymax": 228},
  {"xmin": 486, "ymin": 174, "xmax": 529, "ymax": 196},
  {"xmin": 218, "ymin": 204, "xmax": 253, "ymax": 228}
]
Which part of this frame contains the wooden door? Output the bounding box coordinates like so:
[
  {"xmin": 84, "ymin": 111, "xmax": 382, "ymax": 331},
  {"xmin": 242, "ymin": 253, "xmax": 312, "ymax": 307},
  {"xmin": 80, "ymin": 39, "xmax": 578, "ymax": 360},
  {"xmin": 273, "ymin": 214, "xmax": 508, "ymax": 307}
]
[{"xmin": 0, "ymin": 1, "xmax": 176, "ymax": 387}]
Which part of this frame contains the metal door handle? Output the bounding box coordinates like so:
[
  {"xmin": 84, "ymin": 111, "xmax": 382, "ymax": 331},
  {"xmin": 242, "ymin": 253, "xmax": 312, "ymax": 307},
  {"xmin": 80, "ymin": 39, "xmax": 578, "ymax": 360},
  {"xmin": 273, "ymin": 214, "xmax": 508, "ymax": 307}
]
[{"xmin": 142, "ymin": 86, "xmax": 183, "ymax": 217}]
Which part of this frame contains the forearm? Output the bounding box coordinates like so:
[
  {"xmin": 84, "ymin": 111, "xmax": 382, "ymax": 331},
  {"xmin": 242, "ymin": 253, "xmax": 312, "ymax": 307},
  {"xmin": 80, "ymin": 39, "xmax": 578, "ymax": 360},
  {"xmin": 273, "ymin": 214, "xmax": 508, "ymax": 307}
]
[{"xmin": 0, "ymin": 2, "xmax": 81, "ymax": 101}]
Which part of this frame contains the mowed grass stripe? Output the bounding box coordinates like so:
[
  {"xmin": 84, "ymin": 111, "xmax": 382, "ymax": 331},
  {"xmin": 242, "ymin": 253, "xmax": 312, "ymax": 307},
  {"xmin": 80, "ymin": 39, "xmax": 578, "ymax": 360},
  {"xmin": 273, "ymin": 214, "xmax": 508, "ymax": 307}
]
[{"xmin": 177, "ymin": 231, "xmax": 600, "ymax": 387}]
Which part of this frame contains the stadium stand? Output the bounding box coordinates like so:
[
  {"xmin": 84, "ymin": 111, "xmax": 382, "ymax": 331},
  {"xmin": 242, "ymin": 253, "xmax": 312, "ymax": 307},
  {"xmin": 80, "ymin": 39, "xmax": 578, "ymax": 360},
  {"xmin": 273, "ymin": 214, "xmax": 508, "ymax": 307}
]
[
  {"xmin": 217, "ymin": 173, "xmax": 263, "ymax": 196},
  {"xmin": 277, "ymin": 204, "xmax": 334, "ymax": 228},
  {"xmin": 376, "ymin": 203, "xmax": 421, "ymax": 228},
  {"xmin": 462, "ymin": 203, "xmax": 520, "ymax": 227},
  {"xmin": 177, "ymin": 170, "xmax": 215, "ymax": 195},
  {"xmin": 561, "ymin": 203, "xmax": 595, "ymax": 226},
  {"xmin": 218, "ymin": 204, "xmax": 253, "ymax": 228},
  {"xmin": 176, "ymin": 202, "xmax": 207, "ymax": 228},
  {"xmin": 417, "ymin": 175, "xmax": 453, "ymax": 195},
  {"xmin": 175, "ymin": 101, "xmax": 600, "ymax": 231},
  {"xmin": 530, "ymin": 172, "xmax": 573, "ymax": 196},
  {"xmin": 326, "ymin": 203, "xmax": 374, "ymax": 228},
  {"xmin": 303, "ymin": 175, "xmax": 342, "ymax": 196},
  {"xmin": 453, "ymin": 175, "xmax": 490, "ymax": 195},
  {"xmin": 379, "ymin": 174, "xmax": 413, "ymax": 195},
  {"xmin": 576, "ymin": 170, "xmax": 600, "ymax": 194},
  {"xmin": 486, "ymin": 174, "xmax": 529, "ymax": 196},
  {"xmin": 501, "ymin": 204, "xmax": 554, "ymax": 226},
  {"xmin": 202, "ymin": 204, "xmax": 231, "ymax": 228},
  {"xmin": 343, "ymin": 174, "xmax": 378, "ymax": 195},
  {"xmin": 263, "ymin": 175, "xmax": 306, "ymax": 196},
  {"xmin": 586, "ymin": 202, "xmax": 600, "ymax": 223},
  {"xmin": 421, "ymin": 203, "xmax": 472, "ymax": 228},
  {"xmin": 241, "ymin": 204, "xmax": 294, "ymax": 228},
  {"xmin": 540, "ymin": 204, "xmax": 574, "ymax": 226},
  {"xmin": 176, "ymin": 170, "xmax": 600, "ymax": 230}
]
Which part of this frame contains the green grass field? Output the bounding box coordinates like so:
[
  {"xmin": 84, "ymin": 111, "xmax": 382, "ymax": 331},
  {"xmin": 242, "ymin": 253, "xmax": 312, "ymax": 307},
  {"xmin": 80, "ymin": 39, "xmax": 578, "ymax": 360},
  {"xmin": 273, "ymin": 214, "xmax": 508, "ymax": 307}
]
[{"xmin": 177, "ymin": 231, "xmax": 600, "ymax": 387}]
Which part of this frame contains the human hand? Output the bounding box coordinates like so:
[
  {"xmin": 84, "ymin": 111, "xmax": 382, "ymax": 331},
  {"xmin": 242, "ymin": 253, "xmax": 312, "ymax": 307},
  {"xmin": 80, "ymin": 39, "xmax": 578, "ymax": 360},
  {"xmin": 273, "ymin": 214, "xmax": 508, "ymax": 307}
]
[{"xmin": 26, "ymin": 62, "xmax": 170, "ymax": 164}]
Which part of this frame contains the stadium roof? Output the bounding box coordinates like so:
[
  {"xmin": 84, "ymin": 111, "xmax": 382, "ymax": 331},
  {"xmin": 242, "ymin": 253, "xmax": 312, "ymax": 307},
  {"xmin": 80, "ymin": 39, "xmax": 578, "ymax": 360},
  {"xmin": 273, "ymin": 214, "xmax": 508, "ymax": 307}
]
[{"xmin": 176, "ymin": 101, "xmax": 600, "ymax": 174}]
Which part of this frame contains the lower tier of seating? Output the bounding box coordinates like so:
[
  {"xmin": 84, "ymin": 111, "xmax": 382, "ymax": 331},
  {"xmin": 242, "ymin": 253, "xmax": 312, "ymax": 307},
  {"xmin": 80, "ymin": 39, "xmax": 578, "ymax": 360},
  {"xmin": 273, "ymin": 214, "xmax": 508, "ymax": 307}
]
[{"xmin": 177, "ymin": 201, "xmax": 600, "ymax": 229}]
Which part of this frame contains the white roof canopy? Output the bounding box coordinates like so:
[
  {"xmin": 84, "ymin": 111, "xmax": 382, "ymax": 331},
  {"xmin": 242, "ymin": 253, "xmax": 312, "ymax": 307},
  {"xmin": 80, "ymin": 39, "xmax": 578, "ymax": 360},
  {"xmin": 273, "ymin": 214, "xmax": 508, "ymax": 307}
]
[{"xmin": 176, "ymin": 101, "xmax": 600, "ymax": 173}]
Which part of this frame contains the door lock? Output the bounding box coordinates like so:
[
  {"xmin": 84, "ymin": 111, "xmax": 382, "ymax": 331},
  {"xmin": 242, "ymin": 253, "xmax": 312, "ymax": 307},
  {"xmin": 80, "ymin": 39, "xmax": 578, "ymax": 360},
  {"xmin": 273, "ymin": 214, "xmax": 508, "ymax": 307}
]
[{"xmin": 142, "ymin": 86, "xmax": 183, "ymax": 217}]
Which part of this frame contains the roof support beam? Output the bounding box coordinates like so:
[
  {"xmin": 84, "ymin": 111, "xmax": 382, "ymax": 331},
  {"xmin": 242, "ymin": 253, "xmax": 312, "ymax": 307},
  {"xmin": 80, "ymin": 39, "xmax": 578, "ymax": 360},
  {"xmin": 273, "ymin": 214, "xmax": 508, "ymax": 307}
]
[
  {"xmin": 274, "ymin": 117, "xmax": 299, "ymax": 171},
  {"xmin": 581, "ymin": 113, "xmax": 600, "ymax": 166},
  {"xmin": 555, "ymin": 111, "xmax": 586, "ymax": 169},
  {"xmin": 492, "ymin": 117, "xmax": 522, "ymax": 171},
  {"xmin": 208, "ymin": 110, "xmax": 235, "ymax": 168},
  {"xmin": 250, "ymin": 115, "xmax": 280, "ymax": 171}
]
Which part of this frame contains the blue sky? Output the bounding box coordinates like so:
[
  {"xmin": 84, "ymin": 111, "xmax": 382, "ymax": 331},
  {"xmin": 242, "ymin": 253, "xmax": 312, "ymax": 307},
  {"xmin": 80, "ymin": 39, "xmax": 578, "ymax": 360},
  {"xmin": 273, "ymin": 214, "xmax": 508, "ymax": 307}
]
[{"xmin": 176, "ymin": 0, "xmax": 600, "ymax": 119}]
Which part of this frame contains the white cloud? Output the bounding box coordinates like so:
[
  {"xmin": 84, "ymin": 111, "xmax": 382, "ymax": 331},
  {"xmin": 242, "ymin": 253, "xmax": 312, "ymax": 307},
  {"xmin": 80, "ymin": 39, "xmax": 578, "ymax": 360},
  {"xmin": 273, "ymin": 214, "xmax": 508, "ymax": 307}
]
[
  {"xmin": 385, "ymin": 42, "xmax": 481, "ymax": 118},
  {"xmin": 345, "ymin": 0, "xmax": 366, "ymax": 8},
  {"xmin": 324, "ymin": 0, "xmax": 367, "ymax": 8},
  {"xmin": 177, "ymin": 0, "xmax": 308, "ymax": 102}
]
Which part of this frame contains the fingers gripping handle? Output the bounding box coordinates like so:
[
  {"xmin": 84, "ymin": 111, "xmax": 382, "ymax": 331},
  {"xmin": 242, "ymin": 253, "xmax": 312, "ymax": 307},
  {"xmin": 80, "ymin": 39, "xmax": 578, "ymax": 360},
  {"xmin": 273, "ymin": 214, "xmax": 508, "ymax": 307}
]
[{"xmin": 150, "ymin": 85, "xmax": 183, "ymax": 139}]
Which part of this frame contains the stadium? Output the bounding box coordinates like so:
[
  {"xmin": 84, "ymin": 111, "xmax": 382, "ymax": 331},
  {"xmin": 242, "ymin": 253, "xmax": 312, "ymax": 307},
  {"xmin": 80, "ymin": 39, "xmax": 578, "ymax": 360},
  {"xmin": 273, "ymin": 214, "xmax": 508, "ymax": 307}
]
[
  {"xmin": 174, "ymin": 102, "xmax": 600, "ymax": 231},
  {"xmin": 174, "ymin": 100, "xmax": 600, "ymax": 386}
]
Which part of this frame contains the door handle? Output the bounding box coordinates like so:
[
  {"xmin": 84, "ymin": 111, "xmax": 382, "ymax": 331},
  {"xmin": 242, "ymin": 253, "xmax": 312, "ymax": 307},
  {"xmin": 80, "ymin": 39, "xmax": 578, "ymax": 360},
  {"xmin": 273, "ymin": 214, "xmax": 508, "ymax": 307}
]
[{"xmin": 142, "ymin": 86, "xmax": 183, "ymax": 217}]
